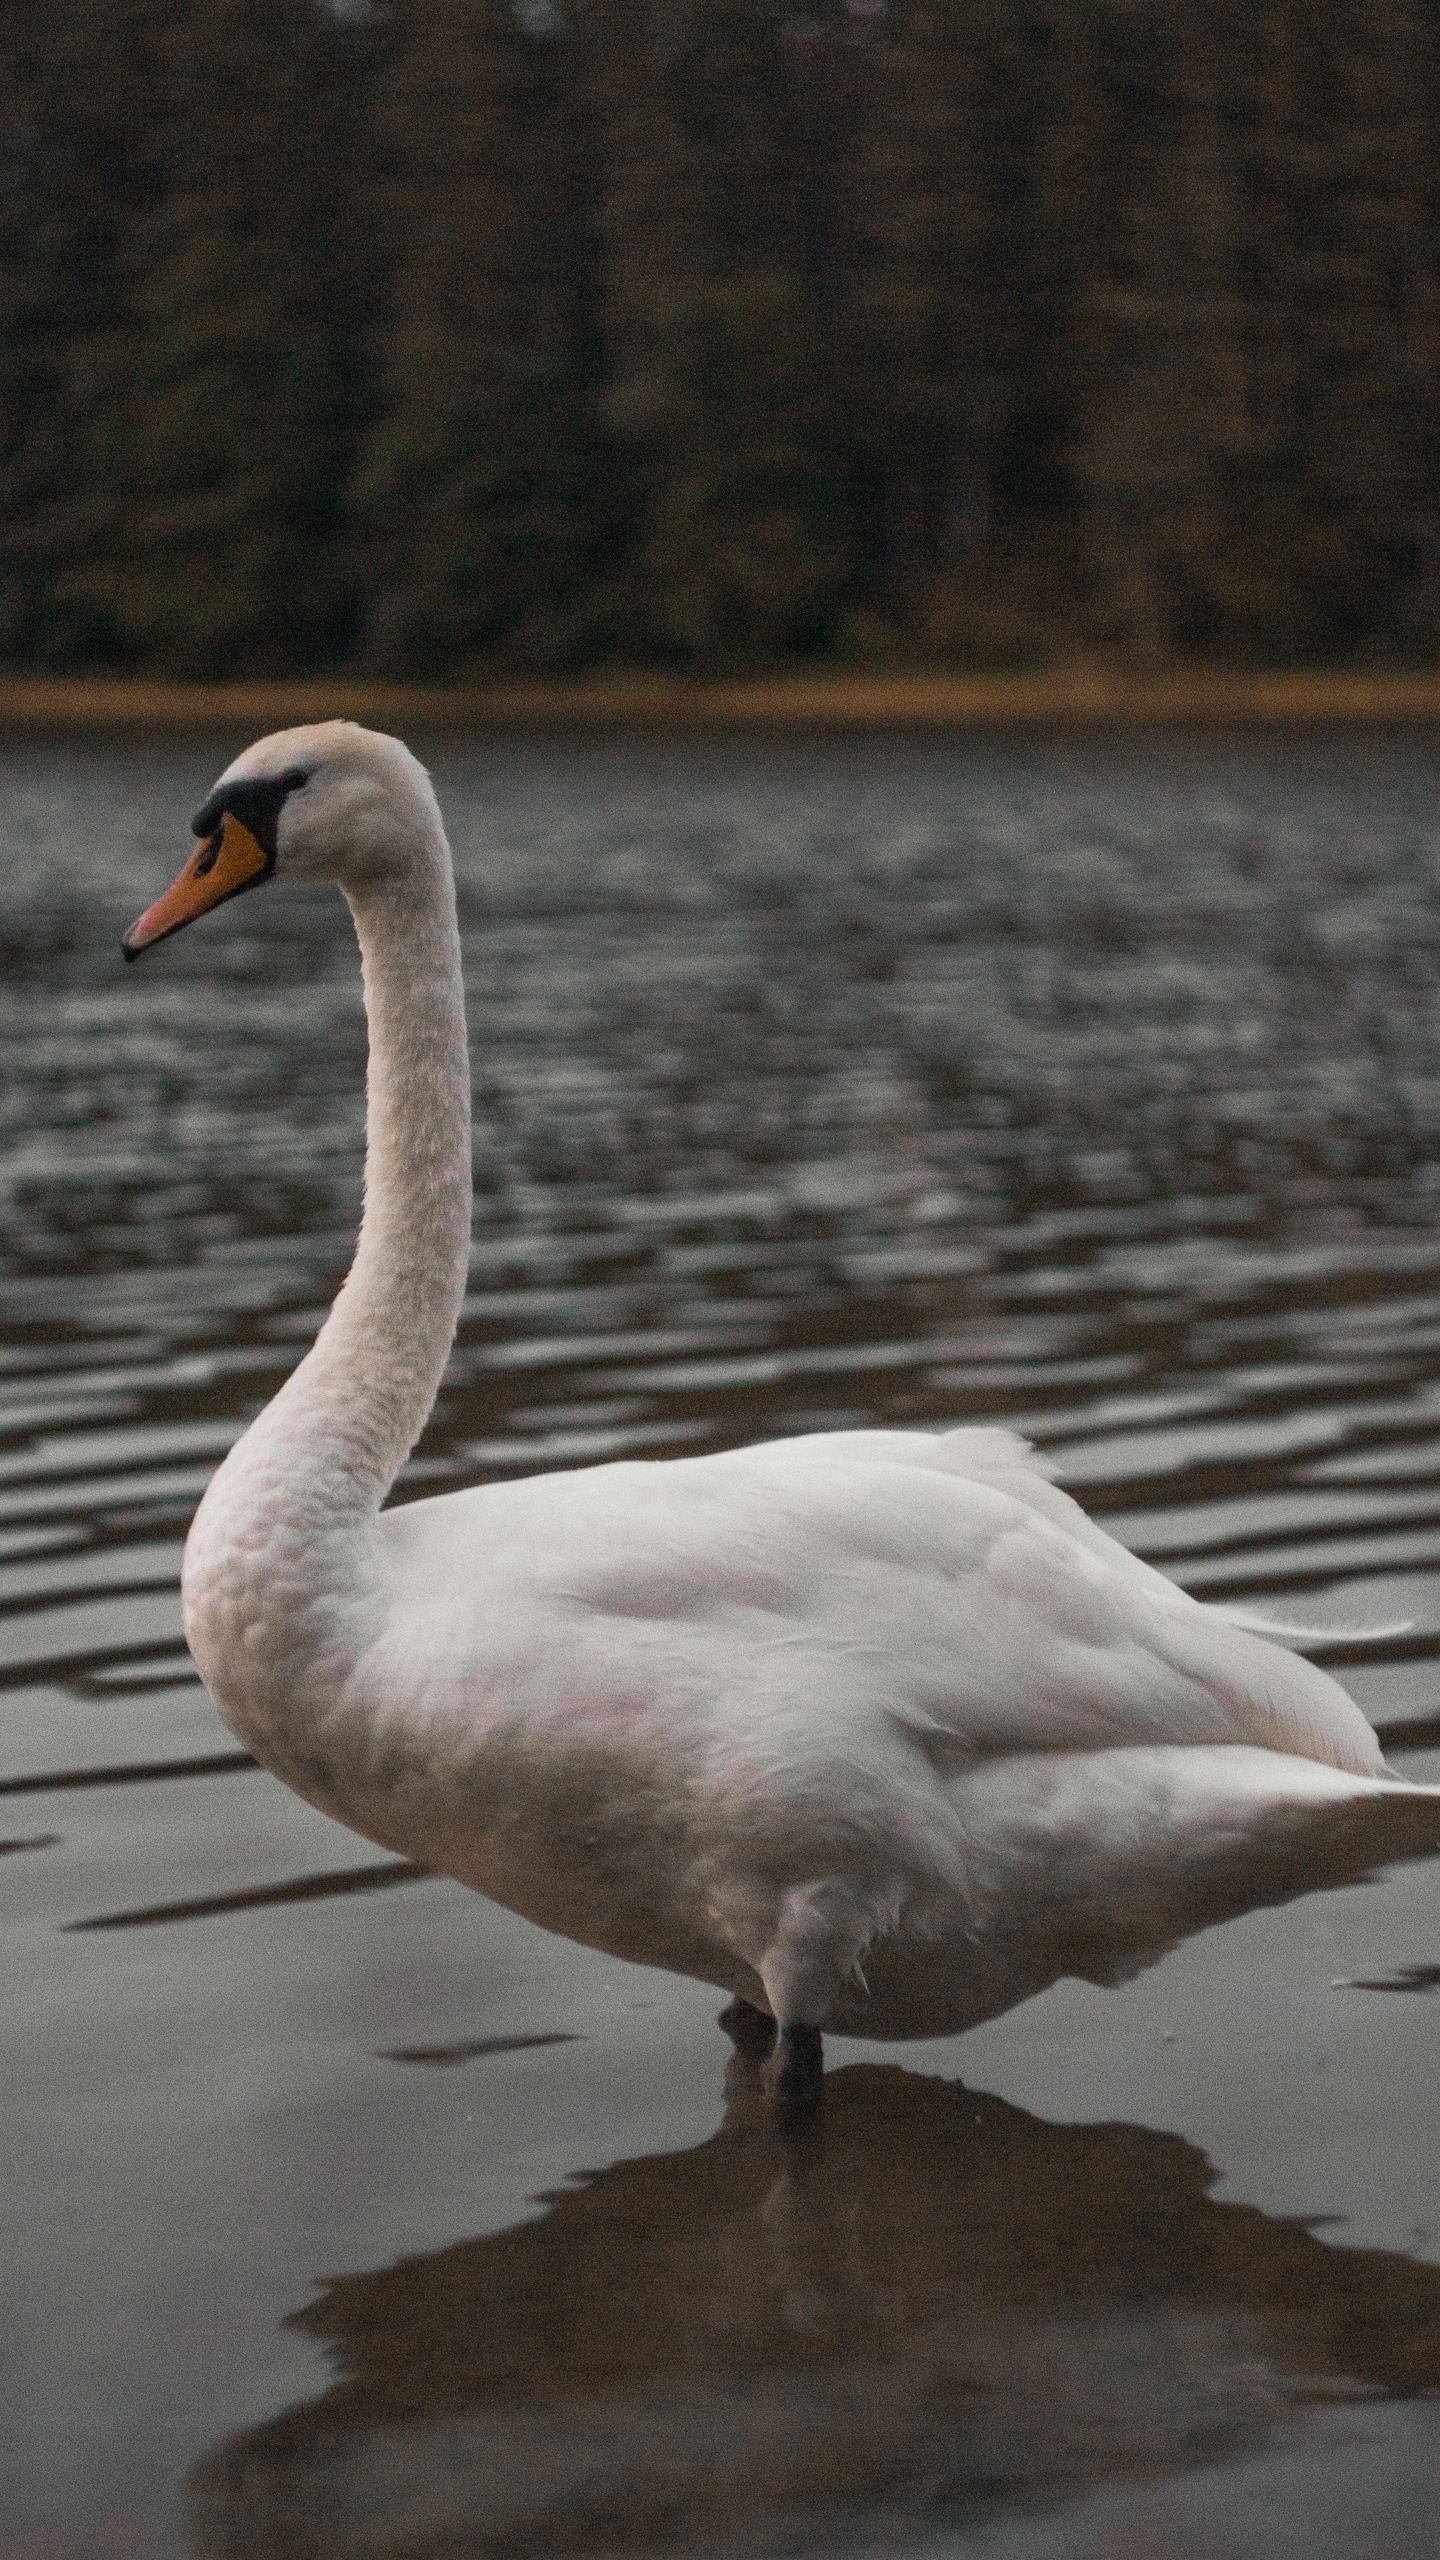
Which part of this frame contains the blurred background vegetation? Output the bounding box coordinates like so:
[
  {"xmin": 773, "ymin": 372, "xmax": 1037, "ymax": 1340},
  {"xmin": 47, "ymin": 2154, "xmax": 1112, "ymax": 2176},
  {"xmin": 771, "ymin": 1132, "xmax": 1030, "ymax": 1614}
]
[{"xmin": 1, "ymin": 0, "xmax": 1437, "ymax": 681}]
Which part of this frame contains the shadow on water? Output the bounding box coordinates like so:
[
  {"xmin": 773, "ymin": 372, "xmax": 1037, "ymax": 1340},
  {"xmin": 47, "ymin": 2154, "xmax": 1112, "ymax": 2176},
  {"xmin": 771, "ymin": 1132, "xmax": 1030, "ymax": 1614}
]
[{"xmin": 188, "ymin": 2063, "xmax": 1440, "ymax": 2560}]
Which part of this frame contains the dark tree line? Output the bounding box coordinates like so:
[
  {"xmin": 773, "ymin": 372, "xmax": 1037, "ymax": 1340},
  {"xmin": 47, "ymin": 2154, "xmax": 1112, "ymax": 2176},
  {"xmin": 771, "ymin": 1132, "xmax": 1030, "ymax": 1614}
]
[{"xmin": 2, "ymin": 0, "xmax": 1438, "ymax": 678}]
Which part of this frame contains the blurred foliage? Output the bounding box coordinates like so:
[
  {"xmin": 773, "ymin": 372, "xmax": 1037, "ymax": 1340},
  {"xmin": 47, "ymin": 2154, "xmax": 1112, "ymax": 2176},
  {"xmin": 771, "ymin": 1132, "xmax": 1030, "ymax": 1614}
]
[{"xmin": 0, "ymin": 0, "xmax": 1437, "ymax": 676}]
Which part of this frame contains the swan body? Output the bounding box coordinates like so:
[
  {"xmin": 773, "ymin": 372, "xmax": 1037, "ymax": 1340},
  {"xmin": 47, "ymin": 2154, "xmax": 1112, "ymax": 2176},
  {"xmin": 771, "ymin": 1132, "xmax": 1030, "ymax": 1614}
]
[{"xmin": 125, "ymin": 724, "xmax": 1440, "ymax": 2104}]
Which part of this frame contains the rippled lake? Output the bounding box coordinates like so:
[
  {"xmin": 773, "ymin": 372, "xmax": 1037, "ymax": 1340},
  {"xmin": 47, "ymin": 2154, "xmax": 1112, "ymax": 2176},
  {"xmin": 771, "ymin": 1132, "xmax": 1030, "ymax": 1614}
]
[{"xmin": 9, "ymin": 728, "xmax": 1440, "ymax": 2558}]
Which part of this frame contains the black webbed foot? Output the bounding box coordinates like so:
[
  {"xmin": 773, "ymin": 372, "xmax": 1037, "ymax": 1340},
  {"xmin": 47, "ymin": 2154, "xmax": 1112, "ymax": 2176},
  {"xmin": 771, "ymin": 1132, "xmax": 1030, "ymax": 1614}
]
[
  {"xmin": 761, "ymin": 2021, "xmax": 824, "ymax": 2127},
  {"xmin": 717, "ymin": 1996, "xmax": 777, "ymax": 2058}
]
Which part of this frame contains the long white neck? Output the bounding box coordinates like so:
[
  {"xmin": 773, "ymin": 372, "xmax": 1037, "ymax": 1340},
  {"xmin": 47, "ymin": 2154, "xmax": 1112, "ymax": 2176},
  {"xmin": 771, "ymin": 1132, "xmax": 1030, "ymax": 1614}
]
[
  {"xmin": 183, "ymin": 827, "xmax": 471, "ymax": 1717},
  {"xmin": 291, "ymin": 855, "xmax": 472, "ymax": 1509}
]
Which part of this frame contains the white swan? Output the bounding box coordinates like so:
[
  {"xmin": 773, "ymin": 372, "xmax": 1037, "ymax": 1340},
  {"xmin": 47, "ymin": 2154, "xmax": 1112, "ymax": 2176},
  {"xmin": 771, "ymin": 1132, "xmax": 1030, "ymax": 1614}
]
[{"xmin": 124, "ymin": 722, "xmax": 1440, "ymax": 2117}]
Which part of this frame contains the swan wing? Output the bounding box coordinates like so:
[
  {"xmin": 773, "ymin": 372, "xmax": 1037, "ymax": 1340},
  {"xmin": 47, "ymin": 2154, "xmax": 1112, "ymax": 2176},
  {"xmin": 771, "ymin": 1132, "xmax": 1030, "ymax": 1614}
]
[
  {"xmin": 679, "ymin": 1430, "xmax": 1387, "ymax": 1778},
  {"xmin": 389, "ymin": 1430, "xmax": 1386, "ymax": 1784},
  {"xmin": 764, "ymin": 1426, "xmax": 1410, "ymax": 1643}
]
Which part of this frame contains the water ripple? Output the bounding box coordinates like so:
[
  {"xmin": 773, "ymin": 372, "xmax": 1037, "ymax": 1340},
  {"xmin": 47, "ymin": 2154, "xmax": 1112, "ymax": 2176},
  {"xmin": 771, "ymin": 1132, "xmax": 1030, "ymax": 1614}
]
[{"xmin": 8, "ymin": 736, "xmax": 1440, "ymax": 2030}]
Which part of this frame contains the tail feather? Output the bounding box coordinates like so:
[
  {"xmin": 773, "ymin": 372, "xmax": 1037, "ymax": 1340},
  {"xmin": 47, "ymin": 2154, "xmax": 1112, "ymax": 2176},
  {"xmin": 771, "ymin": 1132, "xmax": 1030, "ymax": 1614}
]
[
  {"xmin": 1178, "ymin": 1764, "xmax": 1440, "ymax": 1930},
  {"xmin": 965, "ymin": 1746, "xmax": 1440, "ymax": 1987},
  {"xmin": 1211, "ymin": 1603, "xmax": 1414, "ymax": 1648}
]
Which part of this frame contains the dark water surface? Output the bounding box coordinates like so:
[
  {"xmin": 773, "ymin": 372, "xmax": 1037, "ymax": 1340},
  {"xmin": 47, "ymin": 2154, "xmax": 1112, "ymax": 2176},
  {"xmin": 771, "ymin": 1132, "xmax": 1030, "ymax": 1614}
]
[{"xmin": 8, "ymin": 730, "xmax": 1440, "ymax": 2558}]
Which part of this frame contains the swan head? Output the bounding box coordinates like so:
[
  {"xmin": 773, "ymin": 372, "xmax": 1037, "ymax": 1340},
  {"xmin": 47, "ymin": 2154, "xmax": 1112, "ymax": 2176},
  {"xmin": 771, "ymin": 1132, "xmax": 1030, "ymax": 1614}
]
[{"xmin": 121, "ymin": 721, "xmax": 443, "ymax": 958}]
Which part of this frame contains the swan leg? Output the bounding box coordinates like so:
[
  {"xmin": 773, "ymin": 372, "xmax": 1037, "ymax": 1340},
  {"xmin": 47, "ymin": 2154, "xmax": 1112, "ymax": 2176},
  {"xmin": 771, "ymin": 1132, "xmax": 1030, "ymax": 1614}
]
[
  {"xmin": 748, "ymin": 1877, "xmax": 882, "ymax": 2123},
  {"xmin": 717, "ymin": 1996, "xmax": 777, "ymax": 2057},
  {"xmin": 762, "ymin": 2022, "xmax": 824, "ymax": 2126}
]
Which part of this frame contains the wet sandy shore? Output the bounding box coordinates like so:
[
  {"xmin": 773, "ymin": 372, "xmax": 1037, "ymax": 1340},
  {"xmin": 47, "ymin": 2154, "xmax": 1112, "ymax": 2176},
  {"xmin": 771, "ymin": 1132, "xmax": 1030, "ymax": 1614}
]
[{"xmin": 4, "ymin": 666, "xmax": 1440, "ymax": 733}]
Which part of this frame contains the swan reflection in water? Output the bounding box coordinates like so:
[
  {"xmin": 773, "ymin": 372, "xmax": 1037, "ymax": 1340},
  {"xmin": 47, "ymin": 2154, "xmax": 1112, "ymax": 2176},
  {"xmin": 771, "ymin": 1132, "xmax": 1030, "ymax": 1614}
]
[{"xmin": 189, "ymin": 2061, "xmax": 1440, "ymax": 2559}]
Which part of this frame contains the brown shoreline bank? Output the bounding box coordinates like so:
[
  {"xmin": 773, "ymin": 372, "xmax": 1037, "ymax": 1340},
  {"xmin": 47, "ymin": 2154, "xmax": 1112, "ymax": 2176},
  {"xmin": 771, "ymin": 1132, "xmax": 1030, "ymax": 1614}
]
[{"xmin": 4, "ymin": 667, "xmax": 1440, "ymax": 733}]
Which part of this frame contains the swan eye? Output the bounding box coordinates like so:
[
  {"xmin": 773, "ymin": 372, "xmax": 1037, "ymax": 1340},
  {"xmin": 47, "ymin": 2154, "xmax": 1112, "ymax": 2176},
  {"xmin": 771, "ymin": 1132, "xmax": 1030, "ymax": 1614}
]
[{"xmin": 281, "ymin": 766, "xmax": 313, "ymax": 790}]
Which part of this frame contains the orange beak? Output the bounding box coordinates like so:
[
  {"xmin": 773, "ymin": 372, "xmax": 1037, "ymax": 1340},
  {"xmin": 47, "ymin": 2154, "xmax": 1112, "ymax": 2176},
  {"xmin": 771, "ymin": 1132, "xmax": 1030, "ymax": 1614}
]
[{"xmin": 122, "ymin": 812, "xmax": 272, "ymax": 959}]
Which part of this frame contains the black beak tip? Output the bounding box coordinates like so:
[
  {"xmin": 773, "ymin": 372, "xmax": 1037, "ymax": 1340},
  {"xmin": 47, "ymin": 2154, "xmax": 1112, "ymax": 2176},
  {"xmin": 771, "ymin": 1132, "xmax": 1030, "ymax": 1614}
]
[{"xmin": 120, "ymin": 936, "xmax": 141, "ymax": 963}]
